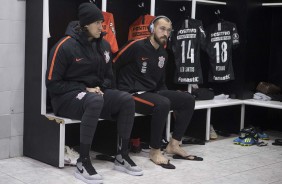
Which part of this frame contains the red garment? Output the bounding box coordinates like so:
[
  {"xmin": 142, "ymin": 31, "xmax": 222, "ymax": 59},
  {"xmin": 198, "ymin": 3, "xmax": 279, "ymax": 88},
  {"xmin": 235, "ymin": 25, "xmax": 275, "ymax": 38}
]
[
  {"xmin": 128, "ymin": 14, "xmax": 155, "ymax": 41},
  {"xmin": 102, "ymin": 12, "xmax": 119, "ymax": 53}
]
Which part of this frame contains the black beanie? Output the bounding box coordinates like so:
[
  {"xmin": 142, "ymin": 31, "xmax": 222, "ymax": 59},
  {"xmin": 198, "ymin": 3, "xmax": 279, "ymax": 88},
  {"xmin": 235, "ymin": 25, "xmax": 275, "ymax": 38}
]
[{"xmin": 78, "ymin": 3, "xmax": 104, "ymax": 27}]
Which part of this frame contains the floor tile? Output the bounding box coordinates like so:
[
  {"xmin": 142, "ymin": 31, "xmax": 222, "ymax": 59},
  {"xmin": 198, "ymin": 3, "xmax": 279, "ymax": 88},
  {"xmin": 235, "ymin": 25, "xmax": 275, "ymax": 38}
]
[
  {"xmin": 0, "ymin": 132, "xmax": 282, "ymax": 184},
  {"xmin": 0, "ymin": 174, "xmax": 25, "ymax": 184}
]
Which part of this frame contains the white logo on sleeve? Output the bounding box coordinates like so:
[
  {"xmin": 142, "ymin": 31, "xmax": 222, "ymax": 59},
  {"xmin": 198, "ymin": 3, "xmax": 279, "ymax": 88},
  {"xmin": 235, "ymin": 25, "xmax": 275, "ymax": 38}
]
[
  {"xmin": 76, "ymin": 92, "xmax": 86, "ymax": 100},
  {"xmin": 104, "ymin": 51, "xmax": 110, "ymax": 63},
  {"xmin": 158, "ymin": 56, "xmax": 165, "ymax": 68},
  {"xmin": 141, "ymin": 61, "xmax": 147, "ymax": 73}
]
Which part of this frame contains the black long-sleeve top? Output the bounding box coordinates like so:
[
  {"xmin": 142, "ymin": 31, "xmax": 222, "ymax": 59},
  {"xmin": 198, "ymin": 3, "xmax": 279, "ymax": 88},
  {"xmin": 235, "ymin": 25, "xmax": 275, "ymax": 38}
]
[{"xmin": 113, "ymin": 37, "xmax": 168, "ymax": 93}]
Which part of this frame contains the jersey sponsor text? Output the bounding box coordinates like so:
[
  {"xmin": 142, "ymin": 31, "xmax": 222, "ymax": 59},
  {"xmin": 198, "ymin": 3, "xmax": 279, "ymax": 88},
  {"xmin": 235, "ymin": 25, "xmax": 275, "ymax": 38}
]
[
  {"xmin": 177, "ymin": 34, "xmax": 196, "ymax": 40},
  {"xmin": 213, "ymin": 74, "xmax": 230, "ymax": 81},
  {"xmin": 178, "ymin": 77, "xmax": 199, "ymax": 83},
  {"xmin": 211, "ymin": 36, "xmax": 231, "ymax": 42}
]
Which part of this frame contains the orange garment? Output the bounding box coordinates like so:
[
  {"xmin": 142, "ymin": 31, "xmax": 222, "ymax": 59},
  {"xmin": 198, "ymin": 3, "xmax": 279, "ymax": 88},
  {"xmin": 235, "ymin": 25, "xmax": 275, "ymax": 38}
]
[
  {"xmin": 128, "ymin": 14, "xmax": 155, "ymax": 41},
  {"xmin": 102, "ymin": 12, "xmax": 119, "ymax": 53}
]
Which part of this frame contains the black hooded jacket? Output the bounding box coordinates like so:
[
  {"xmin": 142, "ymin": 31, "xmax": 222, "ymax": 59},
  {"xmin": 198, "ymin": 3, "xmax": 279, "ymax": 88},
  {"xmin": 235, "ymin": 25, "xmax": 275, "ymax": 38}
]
[{"xmin": 46, "ymin": 21, "xmax": 113, "ymax": 98}]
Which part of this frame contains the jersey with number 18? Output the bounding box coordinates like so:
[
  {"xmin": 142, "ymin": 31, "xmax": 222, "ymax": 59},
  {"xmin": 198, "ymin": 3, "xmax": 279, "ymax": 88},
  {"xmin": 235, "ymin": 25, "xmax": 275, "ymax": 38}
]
[{"xmin": 205, "ymin": 20, "xmax": 239, "ymax": 82}]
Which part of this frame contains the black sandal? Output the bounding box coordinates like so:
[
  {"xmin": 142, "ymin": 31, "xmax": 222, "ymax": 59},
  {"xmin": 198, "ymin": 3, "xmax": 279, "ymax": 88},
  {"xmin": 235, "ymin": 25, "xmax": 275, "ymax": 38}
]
[
  {"xmin": 150, "ymin": 159, "xmax": 176, "ymax": 169},
  {"xmin": 272, "ymin": 139, "xmax": 282, "ymax": 146},
  {"xmin": 173, "ymin": 154, "xmax": 203, "ymax": 161}
]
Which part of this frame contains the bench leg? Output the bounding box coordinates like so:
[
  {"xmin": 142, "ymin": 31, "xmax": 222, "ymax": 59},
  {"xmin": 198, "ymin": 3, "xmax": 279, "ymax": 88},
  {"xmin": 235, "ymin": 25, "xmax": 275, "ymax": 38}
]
[
  {"xmin": 205, "ymin": 108, "xmax": 211, "ymax": 141},
  {"xmin": 59, "ymin": 123, "xmax": 65, "ymax": 168},
  {"xmin": 166, "ymin": 112, "xmax": 171, "ymax": 141},
  {"xmin": 240, "ymin": 104, "xmax": 245, "ymax": 130}
]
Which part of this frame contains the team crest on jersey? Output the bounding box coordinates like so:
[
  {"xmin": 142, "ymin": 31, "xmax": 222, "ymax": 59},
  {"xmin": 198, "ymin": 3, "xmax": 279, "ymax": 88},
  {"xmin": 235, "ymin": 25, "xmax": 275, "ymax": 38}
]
[
  {"xmin": 233, "ymin": 33, "xmax": 239, "ymax": 40},
  {"xmin": 158, "ymin": 56, "xmax": 165, "ymax": 68},
  {"xmin": 104, "ymin": 51, "xmax": 110, "ymax": 63}
]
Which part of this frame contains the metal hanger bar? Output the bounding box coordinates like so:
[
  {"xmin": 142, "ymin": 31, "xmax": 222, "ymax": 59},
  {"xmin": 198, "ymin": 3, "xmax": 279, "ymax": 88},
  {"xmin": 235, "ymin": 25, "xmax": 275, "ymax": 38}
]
[
  {"xmin": 196, "ymin": 0, "xmax": 226, "ymax": 5},
  {"xmin": 151, "ymin": 0, "xmax": 155, "ymax": 16},
  {"xmin": 262, "ymin": 3, "xmax": 282, "ymax": 6},
  {"xmin": 164, "ymin": 0, "xmax": 226, "ymax": 5},
  {"xmin": 102, "ymin": 0, "xmax": 107, "ymax": 11},
  {"xmin": 191, "ymin": 0, "xmax": 196, "ymax": 18}
]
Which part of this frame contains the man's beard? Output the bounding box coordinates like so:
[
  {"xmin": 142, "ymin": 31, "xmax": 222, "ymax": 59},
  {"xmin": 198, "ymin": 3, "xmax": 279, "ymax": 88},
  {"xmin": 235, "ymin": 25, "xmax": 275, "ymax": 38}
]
[{"xmin": 153, "ymin": 34, "xmax": 167, "ymax": 46}]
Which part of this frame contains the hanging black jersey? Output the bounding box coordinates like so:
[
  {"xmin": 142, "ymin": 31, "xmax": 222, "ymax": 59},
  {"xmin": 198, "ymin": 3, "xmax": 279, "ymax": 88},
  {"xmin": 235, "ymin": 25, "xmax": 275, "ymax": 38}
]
[
  {"xmin": 205, "ymin": 21, "xmax": 239, "ymax": 82},
  {"xmin": 170, "ymin": 18, "xmax": 206, "ymax": 84}
]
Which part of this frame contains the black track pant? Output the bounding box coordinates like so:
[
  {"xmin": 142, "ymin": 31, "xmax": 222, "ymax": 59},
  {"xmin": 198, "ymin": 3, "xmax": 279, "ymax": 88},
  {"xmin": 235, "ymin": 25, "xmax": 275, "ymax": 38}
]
[
  {"xmin": 133, "ymin": 90, "xmax": 195, "ymax": 149},
  {"xmin": 52, "ymin": 89, "xmax": 135, "ymax": 155}
]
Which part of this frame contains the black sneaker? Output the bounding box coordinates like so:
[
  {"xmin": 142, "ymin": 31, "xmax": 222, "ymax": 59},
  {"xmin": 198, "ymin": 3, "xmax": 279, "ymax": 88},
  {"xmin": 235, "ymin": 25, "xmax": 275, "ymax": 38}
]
[
  {"xmin": 114, "ymin": 154, "xmax": 143, "ymax": 176},
  {"xmin": 141, "ymin": 142, "xmax": 150, "ymax": 153},
  {"xmin": 74, "ymin": 157, "xmax": 103, "ymax": 184}
]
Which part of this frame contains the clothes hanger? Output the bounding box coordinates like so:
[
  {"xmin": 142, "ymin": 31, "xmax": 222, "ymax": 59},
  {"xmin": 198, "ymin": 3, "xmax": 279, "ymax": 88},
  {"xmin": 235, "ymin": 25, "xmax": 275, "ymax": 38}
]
[
  {"xmin": 138, "ymin": 1, "xmax": 144, "ymax": 8},
  {"xmin": 215, "ymin": 9, "xmax": 224, "ymax": 22},
  {"xmin": 180, "ymin": 5, "xmax": 190, "ymax": 19},
  {"xmin": 180, "ymin": 6, "xmax": 186, "ymax": 12},
  {"xmin": 138, "ymin": 1, "xmax": 147, "ymax": 16}
]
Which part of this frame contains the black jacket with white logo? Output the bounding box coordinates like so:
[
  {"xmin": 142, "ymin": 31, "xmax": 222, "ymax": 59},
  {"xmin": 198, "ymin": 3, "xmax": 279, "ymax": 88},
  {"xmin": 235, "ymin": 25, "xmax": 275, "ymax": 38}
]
[
  {"xmin": 46, "ymin": 21, "xmax": 113, "ymax": 97},
  {"xmin": 114, "ymin": 37, "xmax": 168, "ymax": 93}
]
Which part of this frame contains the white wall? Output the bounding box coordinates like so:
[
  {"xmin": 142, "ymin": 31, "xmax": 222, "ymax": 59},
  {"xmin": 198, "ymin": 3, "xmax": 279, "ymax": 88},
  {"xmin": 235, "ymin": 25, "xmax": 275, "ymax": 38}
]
[{"xmin": 0, "ymin": 0, "xmax": 26, "ymax": 159}]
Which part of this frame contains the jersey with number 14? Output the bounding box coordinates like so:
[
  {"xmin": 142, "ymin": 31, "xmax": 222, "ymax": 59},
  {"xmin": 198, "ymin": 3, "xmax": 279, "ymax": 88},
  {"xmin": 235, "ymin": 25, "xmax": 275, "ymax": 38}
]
[
  {"xmin": 170, "ymin": 18, "xmax": 206, "ymax": 84},
  {"xmin": 205, "ymin": 21, "xmax": 239, "ymax": 82}
]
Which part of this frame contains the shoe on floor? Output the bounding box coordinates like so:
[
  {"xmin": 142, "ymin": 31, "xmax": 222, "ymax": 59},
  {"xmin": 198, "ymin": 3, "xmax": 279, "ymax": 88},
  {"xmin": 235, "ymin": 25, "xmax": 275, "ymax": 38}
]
[
  {"xmin": 233, "ymin": 137, "xmax": 243, "ymax": 145},
  {"xmin": 64, "ymin": 145, "xmax": 79, "ymax": 166},
  {"xmin": 258, "ymin": 132, "xmax": 269, "ymax": 140},
  {"xmin": 114, "ymin": 154, "xmax": 143, "ymax": 176},
  {"xmin": 272, "ymin": 139, "xmax": 282, "ymax": 146},
  {"xmin": 130, "ymin": 138, "xmax": 142, "ymax": 153},
  {"xmin": 141, "ymin": 142, "xmax": 150, "ymax": 153},
  {"xmin": 74, "ymin": 157, "xmax": 103, "ymax": 184},
  {"xmin": 210, "ymin": 125, "xmax": 218, "ymax": 140},
  {"xmin": 240, "ymin": 136, "xmax": 258, "ymax": 146}
]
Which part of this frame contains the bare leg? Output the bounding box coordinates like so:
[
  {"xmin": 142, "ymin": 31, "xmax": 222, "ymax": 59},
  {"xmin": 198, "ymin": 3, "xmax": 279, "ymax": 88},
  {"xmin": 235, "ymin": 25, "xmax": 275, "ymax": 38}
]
[
  {"xmin": 166, "ymin": 138, "xmax": 190, "ymax": 158},
  {"xmin": 149, "ymin": 148, "xmax": 169, "ymax": 165}
]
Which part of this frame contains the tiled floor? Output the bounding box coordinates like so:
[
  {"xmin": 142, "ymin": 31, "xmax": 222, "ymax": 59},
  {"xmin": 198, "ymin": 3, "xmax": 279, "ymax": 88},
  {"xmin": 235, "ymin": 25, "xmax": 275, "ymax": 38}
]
[{"xmin": 1, "ymin": 132, "xmax": 282, "ymax": 184}]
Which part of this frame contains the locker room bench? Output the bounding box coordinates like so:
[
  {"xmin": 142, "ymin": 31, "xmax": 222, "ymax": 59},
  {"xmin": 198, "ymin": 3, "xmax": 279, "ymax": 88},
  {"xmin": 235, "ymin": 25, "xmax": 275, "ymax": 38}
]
[
  {"xmin": 241, "ymin": 99, "xmax": 282, "ymax": 128},
  {"xmin": 43, "ymin": 98, "xmax": 242, "ymax": 167},
  {"xmin": 193, "ymin": 99, "xmax": 244, "ymax": 141},
  {"xmin": 190, "ymin": 98, "xmax": 282, "ymax": 142},
  {"xmin": 43, "ymin": 98, "xmax": 282, "ymax": 168},
  {"xmin": 44, "ymin": 111, "xmax": 171, "ymax": 168}
]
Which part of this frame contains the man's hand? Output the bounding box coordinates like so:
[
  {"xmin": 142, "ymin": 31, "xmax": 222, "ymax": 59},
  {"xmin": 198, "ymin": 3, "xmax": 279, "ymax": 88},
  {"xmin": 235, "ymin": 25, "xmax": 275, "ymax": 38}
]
[{"xmin": 86, "ymin": 87, "xmax": 104, "ymax": 95}]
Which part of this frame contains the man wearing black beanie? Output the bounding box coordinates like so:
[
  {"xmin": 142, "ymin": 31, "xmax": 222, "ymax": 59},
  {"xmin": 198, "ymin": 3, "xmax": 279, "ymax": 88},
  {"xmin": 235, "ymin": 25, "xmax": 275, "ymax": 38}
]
[
  {"xmin": 78, "ymin": 2, "xmax": 104, "ymax": 27},
  {"xmin": 46, "ymin": 2, "xmax": 143, "ymax": 184}
]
